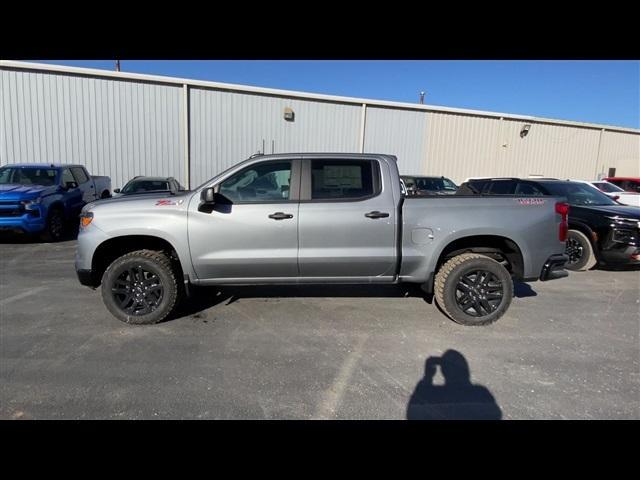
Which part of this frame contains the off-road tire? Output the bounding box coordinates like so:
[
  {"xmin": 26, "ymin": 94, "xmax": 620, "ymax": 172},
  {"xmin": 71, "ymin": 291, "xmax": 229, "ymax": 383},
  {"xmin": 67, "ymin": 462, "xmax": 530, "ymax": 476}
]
[
  {"xmin": 565, "ymin": 229, "xmax": 596, "ymax": 271},
  {"xmin": 40, "ymin": 207, "xmax": 65, "ymax": 242},
  {"xmin": 434, "ymin": 253, "xmax": 513, "ymax": 326},
  {"xmin": 101, "ymin": 249, "xmax": 179, "ymax": 325}
]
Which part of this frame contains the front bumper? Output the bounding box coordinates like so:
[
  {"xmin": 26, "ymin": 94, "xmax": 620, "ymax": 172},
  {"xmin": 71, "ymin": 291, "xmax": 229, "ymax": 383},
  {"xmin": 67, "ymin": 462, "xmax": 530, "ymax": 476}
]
[
  {"xmin": 599, "ymin": 246, "xmax": 640, "ymax": 265},
  {"xmin": 540, "ymin": 254, "xmax": 569, "ymax": 281},
  {"xmin": 76, "ymin": 269, "xmax": 96, "ymax": 287},
  {"xmin": 0, "ymin": 212, "xmax": 45, "ymax": 233}
]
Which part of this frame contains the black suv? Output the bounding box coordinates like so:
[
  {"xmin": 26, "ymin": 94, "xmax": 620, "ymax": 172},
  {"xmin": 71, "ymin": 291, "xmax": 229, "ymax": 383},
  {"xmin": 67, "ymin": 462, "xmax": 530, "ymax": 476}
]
[{"xmin": 457, "ymin": 178, "xmax": 640, "ymax": 270}]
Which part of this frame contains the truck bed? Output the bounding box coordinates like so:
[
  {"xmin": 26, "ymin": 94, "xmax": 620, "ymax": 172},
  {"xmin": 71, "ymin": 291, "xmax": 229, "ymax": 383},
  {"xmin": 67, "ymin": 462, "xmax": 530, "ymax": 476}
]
[{"xmin": 400, "ymin": 195, "xmax": 566, "ymax": 282}]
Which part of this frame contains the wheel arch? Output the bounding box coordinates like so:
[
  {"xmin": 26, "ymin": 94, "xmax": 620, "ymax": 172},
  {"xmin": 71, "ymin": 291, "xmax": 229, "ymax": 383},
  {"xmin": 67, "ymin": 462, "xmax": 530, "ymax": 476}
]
[
  {"xmin": 423, "ymin": 234, "xmax": 525, "ymax": 294},
  {"xmin": 90, "ymin": 235, "xmax": 184, "ymax": 287}
]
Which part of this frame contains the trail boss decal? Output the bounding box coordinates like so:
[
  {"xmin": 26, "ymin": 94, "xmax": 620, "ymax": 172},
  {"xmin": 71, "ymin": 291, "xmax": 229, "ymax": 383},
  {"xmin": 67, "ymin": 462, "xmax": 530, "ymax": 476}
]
[{"xmin": 517, "ymin": 198, "xmax": 546, "ymax": 206}]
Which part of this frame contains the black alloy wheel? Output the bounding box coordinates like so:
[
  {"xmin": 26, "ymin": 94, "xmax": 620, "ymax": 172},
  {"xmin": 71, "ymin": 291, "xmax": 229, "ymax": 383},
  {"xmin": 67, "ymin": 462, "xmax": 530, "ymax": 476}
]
[
  {"xmin": 454, "ymin": 270, "xmax": 504, "ymax": 317},
  {"xmin": 111, "ymin": 265, "xmax": 164, "ymax": 316}
]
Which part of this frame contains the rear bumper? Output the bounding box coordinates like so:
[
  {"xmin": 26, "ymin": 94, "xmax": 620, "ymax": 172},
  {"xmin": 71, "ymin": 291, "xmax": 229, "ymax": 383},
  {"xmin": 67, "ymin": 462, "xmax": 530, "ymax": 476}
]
[{"xmin": 540, "ymin": 254, "xmax": 569, "ymax": 281}]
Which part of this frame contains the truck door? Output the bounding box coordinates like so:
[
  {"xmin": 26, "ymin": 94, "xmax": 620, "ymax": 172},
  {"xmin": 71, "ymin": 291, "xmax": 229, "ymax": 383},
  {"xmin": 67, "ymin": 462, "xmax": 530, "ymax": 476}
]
[
  {"xmin": 188, "ymin": 159, "xmax": 301, "ymax": 280},
  {"xmin": 60, "ymin": 168, "xmax": 84, "ymax": 215},
  {"xmin": 71, "ymin": 167, "xmax": 97, "ymax": 202},
  {"xmin": 297, "ymin": 158, "xmax": 397, "ymax": 279}
]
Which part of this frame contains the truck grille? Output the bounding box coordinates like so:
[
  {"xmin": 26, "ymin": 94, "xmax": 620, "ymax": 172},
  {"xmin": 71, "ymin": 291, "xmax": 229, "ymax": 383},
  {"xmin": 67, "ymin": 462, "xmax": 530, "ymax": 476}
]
[{"xmin": 0, "ymin": 202, "xmax": 25, "ymax": 217}]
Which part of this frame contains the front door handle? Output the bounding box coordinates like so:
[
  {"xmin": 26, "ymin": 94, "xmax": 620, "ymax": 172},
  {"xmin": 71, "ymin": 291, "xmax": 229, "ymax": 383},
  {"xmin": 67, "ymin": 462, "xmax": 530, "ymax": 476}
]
[
  {"xmin": 365, "ymin": 211, "xmax": 390, "ymax": 219},
  {"xmin": 268, "ymin": 212, "xmax": 294, "ymax": 220}
]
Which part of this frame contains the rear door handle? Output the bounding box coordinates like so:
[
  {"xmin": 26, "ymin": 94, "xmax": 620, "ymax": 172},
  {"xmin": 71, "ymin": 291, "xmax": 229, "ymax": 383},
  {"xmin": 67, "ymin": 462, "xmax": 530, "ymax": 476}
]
[
  {"xmin": 365, "ymin": 211, "xmax": 390, "ymax": 219},
  {"xmin": 268, "ymin": 212, "xmax": 294, "ymax": 220}
]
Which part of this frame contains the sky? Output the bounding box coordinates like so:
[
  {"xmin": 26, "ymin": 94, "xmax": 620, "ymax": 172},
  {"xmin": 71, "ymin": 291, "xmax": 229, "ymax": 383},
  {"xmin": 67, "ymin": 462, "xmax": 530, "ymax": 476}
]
[{"xmin": 32, "ymin": 60, "xmax": 640, "ymax": 129}]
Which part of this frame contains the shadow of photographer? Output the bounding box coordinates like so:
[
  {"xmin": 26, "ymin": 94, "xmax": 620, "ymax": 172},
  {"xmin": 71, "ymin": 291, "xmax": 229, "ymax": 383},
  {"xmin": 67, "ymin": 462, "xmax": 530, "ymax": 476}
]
[{"xmin": 407, "ymin": 349, "xmax": 502, "ymax": 420}]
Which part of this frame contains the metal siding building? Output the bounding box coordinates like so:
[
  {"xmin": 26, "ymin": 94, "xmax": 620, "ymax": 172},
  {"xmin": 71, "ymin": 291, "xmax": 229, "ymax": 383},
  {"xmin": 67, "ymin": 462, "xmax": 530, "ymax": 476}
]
[{"xmin": 1, "ymin": 61, "xmax": 638, "ymax": 189}]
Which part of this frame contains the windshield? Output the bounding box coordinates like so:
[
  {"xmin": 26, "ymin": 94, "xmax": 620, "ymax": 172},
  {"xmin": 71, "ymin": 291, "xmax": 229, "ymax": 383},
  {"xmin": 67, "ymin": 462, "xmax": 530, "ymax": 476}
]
[
  {"xmin": 592, "ymin": 182, "xmax": 624, "ymax": 194},
  {"xmin": 544, "ymin": 182, "xmax": 618, "ymax": 206},
  {"xmin": 0, "ymin": 167, "xmax": 58, "ymax": 186},
  {"xmin": 414, "ymin": 177, "xmax": 457, "ymax": 192},
  {"xmin": 121, "ymin": 179, "xmax": 170, "ymax": 194}
]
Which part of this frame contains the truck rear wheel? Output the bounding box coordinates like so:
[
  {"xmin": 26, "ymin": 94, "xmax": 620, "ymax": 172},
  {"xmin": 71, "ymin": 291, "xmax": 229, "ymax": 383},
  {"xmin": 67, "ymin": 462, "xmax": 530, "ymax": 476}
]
[
  {"xmin": 101, "ymin": 249, "xmax": 179, "ymax": 325},
  {"xmin": 434, "ymin": 253, "xmax": 513, "ymax": 326}
]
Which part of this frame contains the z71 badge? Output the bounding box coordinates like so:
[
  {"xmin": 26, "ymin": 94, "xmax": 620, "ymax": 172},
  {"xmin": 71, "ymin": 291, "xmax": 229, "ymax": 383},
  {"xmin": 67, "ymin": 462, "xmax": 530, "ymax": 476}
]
[
  {"xmin": 155, "ymin": 199, "xmax": 183, "ymax": 206},
  {"xmin": 517, "ymin": 198, "xmax": 546, "ymax": 205}
]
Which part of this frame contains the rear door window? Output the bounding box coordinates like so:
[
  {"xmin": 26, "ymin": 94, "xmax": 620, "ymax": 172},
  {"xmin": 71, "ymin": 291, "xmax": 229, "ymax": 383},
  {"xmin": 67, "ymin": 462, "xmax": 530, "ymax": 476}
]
[
  {"xmin": 310, "ymin": 160, "xmax": 379, "ymax": 200},
  {"xmin": 71, "ymin": 167, "xmax": 89, "ymax": 184},
  {"xmin": 488, "ymin": 181, "xmax": 516, "ymax": 195},
  {"xmin": 515, "ymin": 182, "xmax": 545, "ymax": 196}
]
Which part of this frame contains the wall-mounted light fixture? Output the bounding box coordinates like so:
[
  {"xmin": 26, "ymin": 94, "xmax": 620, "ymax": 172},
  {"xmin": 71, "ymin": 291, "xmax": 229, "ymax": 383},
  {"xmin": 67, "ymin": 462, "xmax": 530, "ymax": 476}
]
[
  {"xmin": 520, "ymin": 124, "xmax": 531, "ymax": 138},
  {"xmin": 284, "ymin": 107, "xmax": 295, "ymax": 122}
]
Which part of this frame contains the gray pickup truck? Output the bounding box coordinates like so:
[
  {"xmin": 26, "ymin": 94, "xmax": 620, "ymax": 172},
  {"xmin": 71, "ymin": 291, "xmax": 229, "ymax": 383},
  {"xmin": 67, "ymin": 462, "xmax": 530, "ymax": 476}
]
[{"xmin": 75, "ymin": 153, "xmax": 568, "ymax": 326}]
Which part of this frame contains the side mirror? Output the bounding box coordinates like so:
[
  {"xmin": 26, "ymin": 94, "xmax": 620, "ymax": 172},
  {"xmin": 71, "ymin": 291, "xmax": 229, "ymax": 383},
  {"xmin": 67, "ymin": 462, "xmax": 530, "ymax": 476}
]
[
  {"xmin": 64, "ymin": 181, "xmax": 78, "ymax": 190},
  {"xmin": 611, "ymin": 195, "xmax": 620, "ymax": 202},
  {"xmin": 200, "ymin": 187, "xmax": 215, "ymax": 204},
  {"xmin": 114, "ymin": 188, "xmax": 121, "ymax": 193}
]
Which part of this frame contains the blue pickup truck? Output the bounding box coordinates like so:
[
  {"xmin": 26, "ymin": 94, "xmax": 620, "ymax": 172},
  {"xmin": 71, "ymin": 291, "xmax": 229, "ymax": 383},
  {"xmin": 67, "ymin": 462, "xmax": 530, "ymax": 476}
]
[{"xmin": 0, "ymin": 164, "xmax": 111, "ymax": 241}]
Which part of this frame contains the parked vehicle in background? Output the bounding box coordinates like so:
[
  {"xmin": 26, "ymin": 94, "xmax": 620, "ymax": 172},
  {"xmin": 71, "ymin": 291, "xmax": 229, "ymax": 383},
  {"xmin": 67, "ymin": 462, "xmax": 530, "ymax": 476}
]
[
  {"xmin": 400, "ymin": 175, "xmax": 458, "ymax": 196},
  {"xmin": 603, "ymin": 177, "xmax": 640, "ymax": 194},
  {"xmin": 76, "ymin": 153, "xmax": 568, "ymax": 327},
  {"xmin": 0, "ymin": 164, "xmax": 111, "ymax": 241},
  {"xmin": 574, "ymin": 180, "xmax": 640, "ymax": 207},
  {"xmin": 113, "ymin": 176, "xmax": 185, "ymax": 197},
  {"xmin": 456, "ymin": 178, "xmax": 640, "ymax": 270}
]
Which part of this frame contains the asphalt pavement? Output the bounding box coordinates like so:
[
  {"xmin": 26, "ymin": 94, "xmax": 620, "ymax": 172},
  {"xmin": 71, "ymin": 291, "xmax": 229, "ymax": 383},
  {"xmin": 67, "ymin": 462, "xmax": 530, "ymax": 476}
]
[{"xmin": 1, "ymin": 235, "xmax": 638, "ymax": 419}]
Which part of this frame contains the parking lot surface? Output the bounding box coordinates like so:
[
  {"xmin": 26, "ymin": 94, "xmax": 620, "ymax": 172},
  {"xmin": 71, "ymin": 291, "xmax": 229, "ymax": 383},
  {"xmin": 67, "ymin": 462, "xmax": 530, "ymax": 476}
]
[{"xmin": 1, "ymin": 236, "xmax": 639, "ymax": 419}]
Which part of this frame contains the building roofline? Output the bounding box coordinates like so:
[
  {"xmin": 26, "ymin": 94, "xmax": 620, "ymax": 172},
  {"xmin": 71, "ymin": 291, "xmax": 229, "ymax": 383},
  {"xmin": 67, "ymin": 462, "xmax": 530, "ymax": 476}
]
[{"xmin": 1, "ymin": 60, "xmax": 639, "ymax": 135}]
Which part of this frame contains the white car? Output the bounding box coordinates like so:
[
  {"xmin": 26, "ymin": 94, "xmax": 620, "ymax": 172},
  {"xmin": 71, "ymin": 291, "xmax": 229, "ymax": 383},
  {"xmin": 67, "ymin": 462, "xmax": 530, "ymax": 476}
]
[{"xmin": 572, "ymin": 180, "xmax": 640, "ymax": 207}]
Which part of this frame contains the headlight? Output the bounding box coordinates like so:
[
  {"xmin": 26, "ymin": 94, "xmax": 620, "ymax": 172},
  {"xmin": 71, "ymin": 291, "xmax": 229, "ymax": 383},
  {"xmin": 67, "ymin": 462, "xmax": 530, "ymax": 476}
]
[
  {"xmin": 20, "ymin": 198, "xmax": 41, "ymax": 207},
  {"xmin": 79, "ymin": 211, "xmax": 94, "ymax": 228}
]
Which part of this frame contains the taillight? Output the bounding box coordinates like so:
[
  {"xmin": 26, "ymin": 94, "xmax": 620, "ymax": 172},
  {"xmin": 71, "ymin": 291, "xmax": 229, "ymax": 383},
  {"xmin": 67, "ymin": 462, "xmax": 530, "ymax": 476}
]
[{"xmin": 555, "ymin": 202, "xmax": 569, "ymax": 241}]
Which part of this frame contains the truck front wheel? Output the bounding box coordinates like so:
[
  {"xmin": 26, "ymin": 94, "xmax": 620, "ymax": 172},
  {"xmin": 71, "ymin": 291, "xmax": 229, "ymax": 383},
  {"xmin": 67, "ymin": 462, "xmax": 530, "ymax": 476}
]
[
  {"xmin": 101, "ymin": 249, "xmax": 180, "ymax": 325},
  {"xmin": 434, "ymin": 253, "xmax": 513, "ymax": 326},
  {"xmin": 40, "ymin": 207, "xmax": 65, "ymax": 242}
]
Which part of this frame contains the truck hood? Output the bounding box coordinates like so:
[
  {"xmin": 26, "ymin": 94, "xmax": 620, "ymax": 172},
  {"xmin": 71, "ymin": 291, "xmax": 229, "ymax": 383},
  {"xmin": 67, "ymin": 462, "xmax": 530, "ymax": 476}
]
[
  {"xmin": 572, "ymin": 204, "xmax": 640, "ymax": 219},
  {"xmin": 0, "ymin": 183, "xmax": 57, "ymax": 201},
  {"xmin": 86, "ymin": 190, "xmax": 193, "ymax": 212}
]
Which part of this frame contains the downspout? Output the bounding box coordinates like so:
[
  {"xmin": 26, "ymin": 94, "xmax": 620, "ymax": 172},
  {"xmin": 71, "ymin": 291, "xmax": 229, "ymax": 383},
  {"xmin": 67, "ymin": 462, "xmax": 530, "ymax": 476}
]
[
  {"xmin": 359, "ymin": 103, "xmax": 367, "ymax": 153},
  {"xmin": 182, "ymin": 84, "xmax": 190, "ymax": 189},
  {"xmin": 594, "ymin": 128, "xmax": 605, "ymax": 179}
]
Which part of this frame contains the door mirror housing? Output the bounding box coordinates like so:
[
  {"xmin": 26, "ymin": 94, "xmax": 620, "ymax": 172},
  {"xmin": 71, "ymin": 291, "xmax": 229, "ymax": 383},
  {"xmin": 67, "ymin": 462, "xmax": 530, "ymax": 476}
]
[
  {"xmin": 113, "ymin": 188, "xmax": 121, "ymax": 193},
  {"xmin": 64, "ymin": 181, "xmax": 78, "ymax": 190},
  {"xmin": 201, "ymin": 187, "xmax": 215, "ymax": 204}
]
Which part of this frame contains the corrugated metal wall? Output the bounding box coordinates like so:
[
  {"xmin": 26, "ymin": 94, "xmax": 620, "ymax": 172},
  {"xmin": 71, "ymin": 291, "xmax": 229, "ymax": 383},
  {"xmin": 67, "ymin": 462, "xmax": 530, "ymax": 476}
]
[
  {"xmin": 597, "ymin": 130, "xmax": 640, "ymax": 178},
  {"xmin": 423, "ymin": 112, "xmax": 638, "ymax": 184},
  {"xmin": 189, "ymin": 88, "xmax": 361, "ymax": 186},
  {"xmin": 0, "ymin": 69, "xmax": 185, "ymax": 188},
  {"xmin": 363, "ymin": 106, "xmax": 428, "ymax": 175},
  {"xmin": 1, "ymin": 65, "xmax": 638, "ymax": 190}
]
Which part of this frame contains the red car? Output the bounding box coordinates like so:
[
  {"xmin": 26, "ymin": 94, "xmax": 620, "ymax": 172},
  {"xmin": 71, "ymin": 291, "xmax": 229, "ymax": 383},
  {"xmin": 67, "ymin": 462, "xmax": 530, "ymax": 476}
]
[{"xmin": 603, "ymin": 177, "xmax": 640, "ymax": 193}]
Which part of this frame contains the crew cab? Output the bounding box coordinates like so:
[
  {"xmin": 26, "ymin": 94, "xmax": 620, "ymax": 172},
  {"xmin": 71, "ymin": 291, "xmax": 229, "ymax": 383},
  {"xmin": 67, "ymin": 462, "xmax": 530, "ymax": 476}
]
[
  {"xmin": 400, "ymin": 175, "xmax": 458, "ymax": 196},
  {"xmin": 0, "ymin": 163, "xmax": 111, "ymax": 241},
  {"xmin": 113, "ymin": 176, "xmax": 185, "ymax": 198},
  {"xmin": 603, "ymin": 177, "xmax": 640, "ymax": 194},
  {"xmin": 75, "ymin": 154, "xmax": 568, "ymax": 326},
  {"xmin": 457, "ymin": 177, "xmax": 640, "ymax": 270},
  {"xmin": 573, "ymin": 179, "xmax": 640, "ymax": 207}
]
